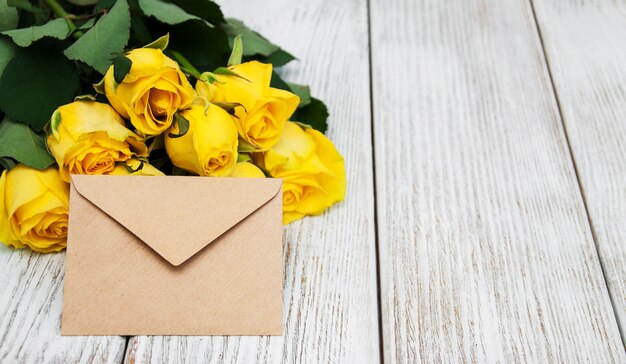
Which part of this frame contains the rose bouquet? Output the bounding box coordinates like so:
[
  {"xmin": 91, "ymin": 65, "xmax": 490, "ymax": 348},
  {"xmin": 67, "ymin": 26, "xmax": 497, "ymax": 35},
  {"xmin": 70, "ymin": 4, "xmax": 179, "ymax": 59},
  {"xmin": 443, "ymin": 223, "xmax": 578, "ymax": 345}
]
[{"xmin": 0, "ymin": 0, "xmax": 346, "ymax": 253}]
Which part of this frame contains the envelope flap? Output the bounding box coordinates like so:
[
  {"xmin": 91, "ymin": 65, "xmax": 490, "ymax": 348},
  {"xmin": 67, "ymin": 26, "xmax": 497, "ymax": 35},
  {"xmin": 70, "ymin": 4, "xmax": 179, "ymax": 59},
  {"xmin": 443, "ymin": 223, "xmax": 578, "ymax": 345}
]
[{"xmin": 71, "ymin": 175, "xmax": 282, "ymax": 266}]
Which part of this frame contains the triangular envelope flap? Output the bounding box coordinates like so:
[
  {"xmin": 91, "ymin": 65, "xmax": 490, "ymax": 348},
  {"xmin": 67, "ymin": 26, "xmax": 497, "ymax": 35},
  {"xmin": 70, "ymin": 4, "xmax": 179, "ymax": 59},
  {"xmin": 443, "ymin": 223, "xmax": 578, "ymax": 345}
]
[{"xmin": 71, "ymin": 175, "xmax": 282, "ymax": 266}]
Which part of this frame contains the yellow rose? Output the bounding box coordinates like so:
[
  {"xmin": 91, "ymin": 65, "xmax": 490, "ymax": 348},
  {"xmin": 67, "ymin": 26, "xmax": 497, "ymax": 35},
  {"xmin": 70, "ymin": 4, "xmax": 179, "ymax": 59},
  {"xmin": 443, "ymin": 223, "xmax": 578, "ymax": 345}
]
[
  {"xmin": 104, "ymin": 48, "xmax": 195, "ymax": 136},
  {"xmin": 196, "ymin": 61, "xmax": 299, "ymax": 151},
  {"xmin": 229, "ymin": 161, "xmax": 265, "ymax": 178},
  {"xmin": 110, "ymin": 158, "xmax": 165, "ymax": 176},
  {"xmin": 165, "ymin": 102, "xmax": 238, "ymax": 176},
  {"xmin": 257, "ymin": 122, "xmax": 346, "ymax": 224},
  {"xmin": 47, "ymin": 101, "xmax": 148, "ymax": 182},
  {"xmin": 0, "ymin": 165, "xmax": 69, "ymax": 253}
]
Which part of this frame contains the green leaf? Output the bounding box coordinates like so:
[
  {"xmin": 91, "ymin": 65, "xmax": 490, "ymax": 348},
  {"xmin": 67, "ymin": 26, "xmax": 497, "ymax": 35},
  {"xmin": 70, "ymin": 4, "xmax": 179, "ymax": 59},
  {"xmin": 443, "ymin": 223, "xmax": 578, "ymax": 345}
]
[
  {"xmin": 119, "ymin": 160, "xmax": 144, "ymax": 173},
  {"xmin": 7, "ymin": 0, "xmax": 43, "ymax": 14},
  {"xmin": 74, "ymin": 94, "xmax": 96, "ymax": 102},
  {"xmin": 93, "ymin": 77, "xmax": 105, "ymax": 94},
  {"xmin": 168, "ymin": 113, "xmax": 189, "ymax": 138},
  {"xmin": 76, "ymin": 17, "xmax": 95, "ymax": 30},
  {"xmin": 237, "ymin": 138, "xmax": 259, "ymax": 153},
  {"xmin": 168, "ymin": 0, "xmax": 223, "ymax": 24},
  {"xmin": 169, "ymin": 20, "xmax": 229, "ymax": 71},
  {"xmin": 2, "ymin": 18, "xmax": 69, "ymax": 47},
  {"xmin": 113, "ymin": 54, "xmax": 132, "ymax": 83},
  {"xmin": 138, "ymin": 0, "xmax": 199, "ymax": 25},
  {"xmin": 0, "ymin": 117, "xmax": 55, "ymax": 169},
  {"xmin": 129, "ymin": 12, "xmax": 152, "ymax": 45},
  {"xmin": 0, "ymin": 157, "xmax": 16, "ymax": 170},
  {"xmin": 94, "ymin": 0, "xmax": 116, "ymax": 12},
  {"xmin": 0, "ymin": 45, "xmax": 79, "ymax": 130},
  {"xmin": 0, "ymin": 37, "xmax": 15, "ymax": 77},
  {"xmin": 227, "ymin": 34, "xmax": 242, "ymax": 66},
  {"xmin": 292, "ymin": 121, "xmax": 313, "ymax": 130},
  {"xmin": 63, "ymin": 0, "xmax": 130, "ymax": 74},
  {"xmin": 292, "ymin": 97, "xmax": 328, "ymax": 133},
  {"xmin": 212, "ymin": 101, "xmax": 245, "ymax": 117},
  {"xmin": 236, "ymin": 153, "xmax": 251, "ymax": 163},
  {"xmin": 269, "ymin": 70, "xmax": 290, "ymax": 91},
  {"xmin": 258, "ymin": 48, "xmax": 295, "ymax": 67},
  {"xmin": 213, "ymin": 66, "xmax": 249, "ymax": 81},
  {"xmin": 148, "ymin": 134, "xmax": 164, "ymax": 152},
  {"xmin": 286, "ymin": 82, "xmax": 311, "ymax": 107},
  {"xmin": 50, "ymin": 108, "xmax": 61, "ymax": 135},
  {"xmin": 0, "ymin": 0, "xmax": 18, "ymax": 32},
  {"xmin": 223, "ymin": 18, "xmax": 279, "ymax": 57},
  {"xmin": 66, "ymin": 0, "xmax": 99, "ymax": 6},
  {"xmin": 143, "ymin": 33, "xmax": 169, "ymax": 50}
]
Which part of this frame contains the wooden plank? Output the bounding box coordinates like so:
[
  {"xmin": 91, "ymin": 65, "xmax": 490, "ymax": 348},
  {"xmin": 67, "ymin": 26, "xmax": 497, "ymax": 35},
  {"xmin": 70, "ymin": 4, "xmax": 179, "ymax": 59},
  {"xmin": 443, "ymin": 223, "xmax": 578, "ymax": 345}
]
[
  {"xmin": 0, "ymin": 247, "xmax": 127, "ymax": 363},
  {"xmin": 125, "ymin": 0, "xmax": 380, "ymax": 362},
  {"xmin": 531, "ymin": 0, "xmax": 626, "ymax": 342},
  {"xmin": 369, "ymin": 0, "xmax": 626, "ymax": 362}
]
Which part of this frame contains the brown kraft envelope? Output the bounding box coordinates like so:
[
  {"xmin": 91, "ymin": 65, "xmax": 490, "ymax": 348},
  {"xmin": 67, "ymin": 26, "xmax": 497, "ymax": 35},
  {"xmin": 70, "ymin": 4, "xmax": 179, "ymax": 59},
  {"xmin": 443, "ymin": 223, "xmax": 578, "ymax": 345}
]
[{"xmin": 61, "ymin": 175, "xmax": 283, "ymax": 336}]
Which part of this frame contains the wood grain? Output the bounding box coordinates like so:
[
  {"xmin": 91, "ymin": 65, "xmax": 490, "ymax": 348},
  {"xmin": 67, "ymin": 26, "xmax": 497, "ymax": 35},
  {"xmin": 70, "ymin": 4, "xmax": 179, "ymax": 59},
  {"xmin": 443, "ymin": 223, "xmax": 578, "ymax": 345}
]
[
  {"xmin": 125, "ymin": 0, "xmax": 380, "ymax": 362},
  {"xmin": 0, "ymin": 246, "xmax": 127, "ymax": 363},
  {"xmin": 369, "ymin": 0, "xmax": 626, "ymax": 362},
  {"xmin": 531, "ymin": 0, "xmax": 626, "ymax": 343}
]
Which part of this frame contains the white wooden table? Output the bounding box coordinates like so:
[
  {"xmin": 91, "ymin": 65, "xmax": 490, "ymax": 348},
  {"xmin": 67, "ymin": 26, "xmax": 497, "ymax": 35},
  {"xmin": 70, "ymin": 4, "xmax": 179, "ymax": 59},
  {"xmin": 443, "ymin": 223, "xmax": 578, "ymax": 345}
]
[{"xmin": 1, "ymin": 0, "xmax": 625, "ymax": 362}]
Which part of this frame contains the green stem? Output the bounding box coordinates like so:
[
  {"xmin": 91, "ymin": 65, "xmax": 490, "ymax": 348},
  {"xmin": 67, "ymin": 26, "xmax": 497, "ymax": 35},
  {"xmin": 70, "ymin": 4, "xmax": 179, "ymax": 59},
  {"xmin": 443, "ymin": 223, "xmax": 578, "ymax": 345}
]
[
  {"xmin": 43, "ymin": 0, "xmax": 84, "ymax": 38},
  {"xmin": 170, "ymin": 50, "xmax": 202, "ymax": 79}
]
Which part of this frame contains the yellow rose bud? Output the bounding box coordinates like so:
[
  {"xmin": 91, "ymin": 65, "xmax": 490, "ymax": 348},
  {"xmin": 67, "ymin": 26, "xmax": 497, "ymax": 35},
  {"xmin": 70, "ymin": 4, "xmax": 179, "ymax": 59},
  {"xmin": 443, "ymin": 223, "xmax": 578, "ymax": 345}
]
[
  {"xmin": 196, "ymin": 61, "xmax": 299, "ymax": 151},
  {"xmin": 47, "ymin": 101, "xmax": 148, "ymax": 182},
  {"xmin": 229, "ymin": 161, "xmax": 265, "ymax": 178},
  {"xmin": 0, "ymin": 165, "xmax": 69, "ymax": 253},
  {"xmin": 110, "ymin": 158, "xmax": 165, "ymax": 176},
  {"xmin": 165, "ymin": 103, "xmax": 238, "ymax": 176},
  {"xmin": 258, "ymin": 122, "xmax": 346, "ymax": 224},
  {"xmin": 195, "ymin": 77, "xmax": 216, "ymax": 100},
  {"xmin": 104, "ymin": 48, "xmax": 195, "ymax": 136}
]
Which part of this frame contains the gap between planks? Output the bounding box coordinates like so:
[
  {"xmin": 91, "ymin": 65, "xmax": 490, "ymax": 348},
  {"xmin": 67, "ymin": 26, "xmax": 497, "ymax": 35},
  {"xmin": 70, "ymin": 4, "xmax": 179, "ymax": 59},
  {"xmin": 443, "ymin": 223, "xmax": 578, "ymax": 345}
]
[
  {"xmin": 527, "ymin": 0, "xmax": 625, "ymax": 345},
  {"xmin": 365, "ymin": 0, "xmax": 387, "ymax": 362}
]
